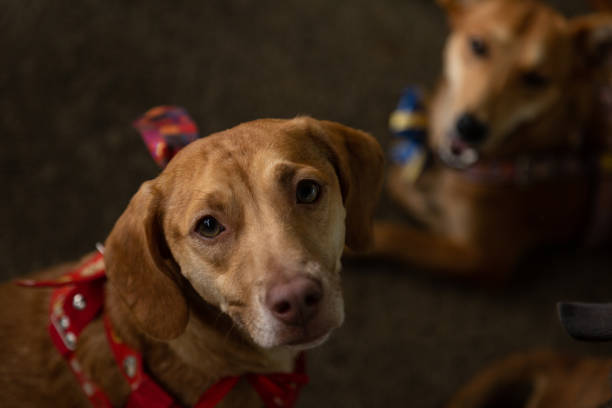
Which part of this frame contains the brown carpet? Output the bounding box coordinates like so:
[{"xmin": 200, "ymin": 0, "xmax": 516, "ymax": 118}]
[{"xmin": 2, "ymin": 0, "xmax": 610, "ymax": 406}]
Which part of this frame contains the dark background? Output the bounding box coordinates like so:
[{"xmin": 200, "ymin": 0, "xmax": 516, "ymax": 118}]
[{"xmin": 2, "ymin": 0, "xmax": 611, "ymax": 406}]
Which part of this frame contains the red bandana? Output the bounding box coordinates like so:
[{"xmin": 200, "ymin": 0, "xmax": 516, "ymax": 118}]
[{"xmin": 17, "ymin": 252, "xmax": 309, "ymax": 408}]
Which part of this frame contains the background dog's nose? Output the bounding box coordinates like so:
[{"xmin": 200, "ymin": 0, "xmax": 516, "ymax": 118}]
[
  {"xmin": 456, "ymin": 113, "xmax": 488, "ymax": 144},
  {"xmin": 266, "ymin": 277, "xmax": 323, "ymax": 326}
]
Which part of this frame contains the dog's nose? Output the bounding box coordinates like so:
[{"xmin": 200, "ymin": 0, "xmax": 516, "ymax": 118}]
[
  {"xmin": 456, "ymin": 113, "xmax": 488, "ymax": 144},
  {"xmin": 266, "ymin": 277, "xmax": 323, "ymax": 326}
]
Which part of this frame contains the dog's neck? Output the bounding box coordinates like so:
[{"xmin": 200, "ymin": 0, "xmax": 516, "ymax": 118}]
[{"xmin": 102, "ymin": 285, "xmax": 296, "ymax": 406}]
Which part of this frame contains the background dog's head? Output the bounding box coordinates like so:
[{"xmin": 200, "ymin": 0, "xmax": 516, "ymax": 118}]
[
  {"xmin": 431, "ymin": 0, "xmax": 612, "ymax": 168},
  {"xmin": 103, "ymin": 117, "xmax": 383, "ymax": 349}
]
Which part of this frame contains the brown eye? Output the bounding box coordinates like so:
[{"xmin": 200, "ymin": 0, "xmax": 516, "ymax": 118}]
[
  {"xmin": 470, "ymin": 37, "xmax": 489, "ymax": 57},
  {"xmin": 196, "ymin": 216, "xmax": 225, "ymax": 238},
  {"xmin": 296, "ymin": 180, "xmax": 321, "ymax": 204},
  {"xmin": 522, "ymin": 71, "xmax": 549, "ymax": 88}
]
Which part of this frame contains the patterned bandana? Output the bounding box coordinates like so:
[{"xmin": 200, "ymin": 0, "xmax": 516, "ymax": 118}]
[{"xmin": 133, "ymin": 106, "xmax": 200, "ymax": 168}]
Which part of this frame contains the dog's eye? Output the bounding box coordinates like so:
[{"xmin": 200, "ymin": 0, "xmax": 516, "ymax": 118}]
[
  {"xmin": 469, "ymin": 37, "xmax": 489, "ymax": 58},
  {"xmin": 522, "ymin": 71, "xmax": 549, "ymax": 88},
  {"xmin": 296, "ymin": 179, "xmax": 321, "ymax": 204},
  {"xmin": 195, "ymin": 216, "xmax": 225, "ymax": 238}
]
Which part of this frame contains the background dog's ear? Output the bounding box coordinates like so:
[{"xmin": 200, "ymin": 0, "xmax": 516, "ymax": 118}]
[
  {"xmin": 589, "ymin": 0, "xmax": 612, "ymax": 13},
  {"xmin": 437, "ymin": 0, "xmax": 487, "ymax": 23},
  {"xmin": 104, "ymin": 181, "xmax": 189, "ymax": 340},
  {"xmin": 318, "ymin": 121, "xmax": 384, "ymax": 252},
  {"xmin": 571, "ymin": 14, "xmax": 612, "ymax": 72}
]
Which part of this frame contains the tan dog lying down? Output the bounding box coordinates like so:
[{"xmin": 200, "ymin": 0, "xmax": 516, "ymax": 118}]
[
  {"xmin": 0, "ymin": 118, "xmax": 383, "ymax": 407},
  {"xmin": 375, "ymin": 0, "xmax": 612, "ymax": 279}
]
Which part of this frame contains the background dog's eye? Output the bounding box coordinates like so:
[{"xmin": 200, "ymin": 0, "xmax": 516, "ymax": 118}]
[
  {"xmin": 196, "ymin": 216, "xmax": 225, "ymax": 238},
  {"xmin": 296, "ymin": 179, "xmax": 321, "ymax": 204},
  {"xmin": 469, "ymin": 37, "xmax": 488, "ymax": 57},
  {"xmin": 522, "ymin": 71, "xmax": 549, "ymax": 88}
]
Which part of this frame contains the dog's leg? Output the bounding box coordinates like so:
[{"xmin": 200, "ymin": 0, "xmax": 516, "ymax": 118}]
[
  {"xmin": 446, "ymin": 351, "xmax": 612, "ymax": 408},
  {"xmin": 446, "ymin": 352, "xmax": 549, "ymax": 408},
  {"xmin": 361, "ymin": 221, "xmax": 517, "ymax": 280},
  {"xmin": 386, "ymin": 165, "xmax": 446, "ymax": 230}
]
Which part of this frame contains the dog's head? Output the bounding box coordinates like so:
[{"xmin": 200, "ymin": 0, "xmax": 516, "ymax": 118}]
[
  {"xmin": 431, "ymin": 0, "xmax": 612, "ymax": 168},
  {"xmin": 103, "ymin": 117, "xmax": 383, "ymax": 350}
]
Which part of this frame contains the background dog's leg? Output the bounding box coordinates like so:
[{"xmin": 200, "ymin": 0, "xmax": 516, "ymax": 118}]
[
  {"xmin": 354, "ymin": 222, "xmax": 518, "ymax": 280},
  {"xmin": 446, "ymin": 351, "xmax": 612, "ymax": 408}
]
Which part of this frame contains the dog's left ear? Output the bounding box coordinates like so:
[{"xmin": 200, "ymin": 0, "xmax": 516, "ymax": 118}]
[
  {"xmin": 317, "ymin": 120, "xmax": 385, "ymax": 252},
  {"xmin": 570, "ymin": 14, "xmax": 612, "ymax": 72}
]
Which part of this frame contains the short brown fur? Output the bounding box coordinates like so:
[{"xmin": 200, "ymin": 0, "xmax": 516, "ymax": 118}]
[
  {"xmin": 376, "ymin": 0, "xmax": 612, "ymax": 278},
  {"xmin": 0, "ymin": 117, "xmax": 384, "ymax": 407}
]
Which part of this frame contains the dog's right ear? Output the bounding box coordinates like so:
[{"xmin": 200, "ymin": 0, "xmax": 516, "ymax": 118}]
[
  {"xmin": 570, "ymin": 14, "xmax": 612, "ymax": 73},
  {"xmin": 316, "ymin": 120, "xmax": 385, "ymax": 252},
  {"xmin": 104, "ymin": 181, "xmax": 189, "ymax": 341}
]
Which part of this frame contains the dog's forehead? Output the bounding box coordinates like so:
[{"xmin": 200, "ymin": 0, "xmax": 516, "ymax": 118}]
[
  {"xmin": 180, "ymin": 117, "xmax": 324, "ymax": 160},
  {"xmin": 462, "ymin": 1, "xmax": 569, "ymax": 68},
  {"xmin": 159, "ymin": 117, "xmax": 333, "ymax": 203},
  {"xmin": 162, "ymin": 117, "xmax": 323, "ymax": 172},
  {"xmin": 465, "ymin": 1, "xmax": 566, "ymax": 46}
]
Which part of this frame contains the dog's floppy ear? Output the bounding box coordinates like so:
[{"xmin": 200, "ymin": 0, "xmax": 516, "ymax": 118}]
[
  {"xmin": 317, "ymin": 120, "xmax": 384, "ymax": 252},
  {"xmin": 571, "ymin": 14, "xmax": 612, "ymax": 72},
  {"xmin": 104, "ymin": 180, "xmax": 189, "ymax": 340}
]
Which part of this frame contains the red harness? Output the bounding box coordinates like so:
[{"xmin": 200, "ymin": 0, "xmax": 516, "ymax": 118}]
[{"xmin": 17, "ymin": 252, "xmax": 309, "ymax": 408}]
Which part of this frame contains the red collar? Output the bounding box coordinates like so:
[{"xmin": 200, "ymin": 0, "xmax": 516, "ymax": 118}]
[
  {"xmin": 17, "ymin": 252, "xmax": 308, "ymax": 408},
  {"xmin": 462, "ymin": 154, "xmax": 589, "ymax": 185}
]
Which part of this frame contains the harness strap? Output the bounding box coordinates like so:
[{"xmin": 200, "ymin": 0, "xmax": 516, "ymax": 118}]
[
  {"xmin": 17, "ymin": 252, "xmax": 309, "ymax": 408},
  {"xmin": 103, "ymin": 315, "xmax": 178, "ymax": 408},
  {"xmin": 194, "ymin": 377, "xmax": 241, "ymax": 408},
  {"xmin": 17, "ymin": 252, "xmax": 112, "ymax": 407},
  {"xmin": 253, "ymin": 352, "xmax": 307, "ymax": 407}
]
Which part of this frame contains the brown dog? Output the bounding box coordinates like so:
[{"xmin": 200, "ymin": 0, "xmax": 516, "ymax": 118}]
[
  {"xmin": 0, "ymin": 117, "xmax": 383, "ymax": 407},
  {"xmin": 375, "ymin": 0, "xmax": 612, "ymax": 278},
  {"xmin": 447, "ymin": 298, "xmax": 612, "ymax": 407},
  {"xmin": 446, "ymin": 351, "xmax": 612, "ymax": 408}
]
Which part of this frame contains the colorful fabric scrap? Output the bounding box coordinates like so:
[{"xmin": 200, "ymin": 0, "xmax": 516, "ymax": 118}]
[
  {"xmin": 133, "ymin": 106, "xmax": 200, "ymax": 168},
  {"xmin": 389, "ymin": 87, "xmax": 428, "ymax": 141},
  {"xmin": 389, "ymin": 88, "xmax": 429, "ymax": 183}
]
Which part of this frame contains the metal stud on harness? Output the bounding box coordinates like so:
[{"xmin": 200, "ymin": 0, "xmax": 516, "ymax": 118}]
[{"xmin": 17, "ymin": 251, "xmax": 309, "ymax": 408}]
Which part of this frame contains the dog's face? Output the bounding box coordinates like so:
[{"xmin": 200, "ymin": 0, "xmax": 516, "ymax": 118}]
[
  {"xmin": 431, "ymin": 0, "xmax": 612, "ymax": 168},
  {"xmin": 104, "ymin": 117, "xmax": 383, "ymax": 350}
]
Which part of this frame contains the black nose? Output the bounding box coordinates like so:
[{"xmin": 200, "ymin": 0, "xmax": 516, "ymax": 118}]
[{"xmin": 456, "ymin": 113, "xmax": 488, "ymax": 144}]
